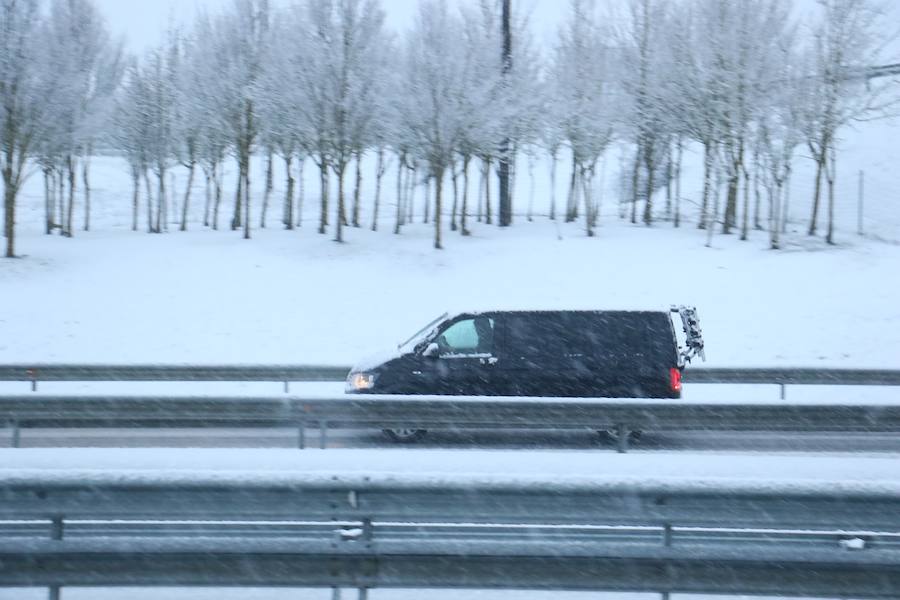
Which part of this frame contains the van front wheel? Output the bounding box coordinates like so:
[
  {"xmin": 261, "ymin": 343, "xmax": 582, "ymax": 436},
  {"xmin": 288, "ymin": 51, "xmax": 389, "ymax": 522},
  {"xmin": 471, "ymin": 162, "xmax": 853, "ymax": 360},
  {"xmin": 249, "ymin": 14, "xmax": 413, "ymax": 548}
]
[{"xmin": 383, "ymin": 428, "xmax": 428, "ymax": 443}]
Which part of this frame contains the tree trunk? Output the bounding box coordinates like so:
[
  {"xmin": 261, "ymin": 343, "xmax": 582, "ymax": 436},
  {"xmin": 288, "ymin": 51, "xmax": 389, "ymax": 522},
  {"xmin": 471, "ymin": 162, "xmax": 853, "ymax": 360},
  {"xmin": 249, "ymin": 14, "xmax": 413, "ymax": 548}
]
[
  {"xmin": 232, "ymin": 156, "xmax": 243, "ymax": 230},
  {"xmin": 826, "ymin": 148, "xmax": 836, "ymax": 245},
  {"xmin": 723, "ymin": 173, "xmax": 738, "ymax": 235},
  {"xmin": 407, "ymin": 165, "xmax": 415, "ymax": 224},
  {"xmin": 809, "ymin": 155, "xmax": 823, "ymax": 236},
  {"xmin": 484, "ymin": 156, "xmax": 493, "ymax": 225},
  {"xmin": 243, "ymin": 153, "xmax": 251, "ymax": 240},
  {"xmin": 3, "ymin": 176, "xmax": 17, "ymax": 258},
  {"xmin": 202, "ymin": 165, "xmax": 212, "ymax": 227},
  {"xmin": 212, "ymin": 162, "xmax": 222, "ymax": 231},
  {"xmin": 131, "ymin": 167, "xmax": 140, "ymax": 232},
  {"xmin": 699, "ymin": 141, "xmax": 713, "ymax": 229},
  {"xmin": 296, "ymin": 157, "xmax": 305, "ymax": 227},
  {"xmin": 478, "ymin": 160, "xmax": 486, "ymax": 222},
  {"xmin": 450, "ymin": 160, "xmax": 459, "ymax": 232},
  {"xmin": 567, "ymin": 153, "xmax": 579, "ymax": 222},
  {"xmin": 434, "ymin": 165, "xmax": 444, "ymax": 249},
  {"xmin": 180, "ymin": 162, "xmax": 195, "ymax": 231},
  {"xmin": 144, "ymin": 170, "xmax": 154, "ymax": 233},
  {"xmin": 43, "ymin": 168, "xmax": 53, "ymax": 234},
  {"xmin": 156, "ymin": 166, "xmax": 166, "ymax": 234},
  {"xmin": 770, "ymin": 181, "xmax": 782, "ymax": 250},
  {"xmin": 335, "ymin": 162, "xmax": 346, "ymax": 243},
  {"xmin": 782, "ymin": 164, "xmax": 792, "ymax": 234},
  {"xmin": 57, "ymin": 167, "xmax": 65, "ymax": 234},
  {"xmin": 372, "ymin": 148, "xmax": 384, "ymax": 232},
  {"xmin": 283, "ymin": 155, "xmax": 294, "ymax": 230},
  {"xmin": 629, "ymin": 145, "xmax": 642, "ymax": 224},
  {"xmin": 582, "ymin": 167, "xmax": 594, "ymax": 237},
  {"xmin": 527, "ymin": 153, "xmax": 535, "ymax": 222},
  {"xmin": 549, "ymin": 149, "xmax": 557, "ymax": 220},
  {"xmin": 461, "ymin": 156, "xmax": 471, "ymax": 236},
  {"xmin": 82, "ymin": 153, "xmax": 91, "ymax": 232},
  {"xmin": 352, "ymin": 151, "xmax": 362, "ymax": 228},
  {"xmin": 423, "ymin": 176, "xmax": 430, "ymax": 224},
  {"xmin": 674, "ymin": 139, "xmax": 683, "ymax": 228},
  {"xmin": 260, "ymin": 151, "xmax": 273, "ymax": 229},
  {"xmin": 66, "ymin": 156, "xmax": 76, "ymax": 237},
  {"xmin": 642, "ymin": 143, "xmax": 655, "ymax": 226},
  {"xmin": 740, "ymin": 163, "xmax": 750, "ymax": 241},
  {"xmin": 665, "ymin": 143, "xmax": 672, "ymax": 220},
  {"xmin": 394, "ymin": 155, "xmax": 404, "ymax": 234},
  {"xmin": 318, "ymin": 157, "xmax": 329, "ymax": 234}
]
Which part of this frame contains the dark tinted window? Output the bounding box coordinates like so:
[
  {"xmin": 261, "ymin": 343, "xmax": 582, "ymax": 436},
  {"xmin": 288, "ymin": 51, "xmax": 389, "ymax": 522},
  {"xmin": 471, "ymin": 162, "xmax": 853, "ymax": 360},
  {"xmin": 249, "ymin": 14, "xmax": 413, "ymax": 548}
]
[{"xmin": 503, "ymin": 311, "xmax": 674, "ymax": 365}]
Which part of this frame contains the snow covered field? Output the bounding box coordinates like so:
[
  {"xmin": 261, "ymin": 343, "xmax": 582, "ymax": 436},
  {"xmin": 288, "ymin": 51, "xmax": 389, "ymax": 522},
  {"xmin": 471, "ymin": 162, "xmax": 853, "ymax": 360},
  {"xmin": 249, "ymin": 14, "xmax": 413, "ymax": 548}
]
[{"xmin": 2, "ymin": 113, "xmax": 900, "ymax": 369}]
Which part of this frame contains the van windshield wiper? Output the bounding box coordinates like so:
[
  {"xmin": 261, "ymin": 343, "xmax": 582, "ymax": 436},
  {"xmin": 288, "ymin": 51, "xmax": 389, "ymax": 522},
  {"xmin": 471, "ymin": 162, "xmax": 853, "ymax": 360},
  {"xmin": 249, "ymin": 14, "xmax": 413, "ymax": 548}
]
[{"xmin": 398, "ymin": 312, "xmax": 449, "ymax": 351}]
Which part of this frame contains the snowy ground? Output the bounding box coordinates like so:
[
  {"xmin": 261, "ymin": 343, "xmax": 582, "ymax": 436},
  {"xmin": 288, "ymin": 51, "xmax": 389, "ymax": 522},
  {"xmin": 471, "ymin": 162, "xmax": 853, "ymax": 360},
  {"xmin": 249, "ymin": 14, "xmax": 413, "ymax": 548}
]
[
  {"xmin": 2, "ymin": 117, "xmax": 900, "ymax": 369},
  {"xmin": 1, "ymin": 96, "xmax": 899, "ymax": 600}
]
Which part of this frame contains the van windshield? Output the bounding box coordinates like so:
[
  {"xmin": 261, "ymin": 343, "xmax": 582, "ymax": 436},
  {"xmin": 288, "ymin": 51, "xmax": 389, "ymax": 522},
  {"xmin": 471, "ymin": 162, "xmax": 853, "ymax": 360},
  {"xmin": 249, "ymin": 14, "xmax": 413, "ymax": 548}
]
[{"xmin": 398, "ymin": 312, "xmax": 449, "ymax": 352}]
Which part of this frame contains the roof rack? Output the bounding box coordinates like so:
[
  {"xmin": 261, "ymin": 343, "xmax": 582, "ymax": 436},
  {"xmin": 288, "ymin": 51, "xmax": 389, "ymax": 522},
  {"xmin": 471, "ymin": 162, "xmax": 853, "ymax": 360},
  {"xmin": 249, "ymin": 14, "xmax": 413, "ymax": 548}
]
[{"xmin": 671, "ymin": 305, "xmax": 705, "ymax": 366}]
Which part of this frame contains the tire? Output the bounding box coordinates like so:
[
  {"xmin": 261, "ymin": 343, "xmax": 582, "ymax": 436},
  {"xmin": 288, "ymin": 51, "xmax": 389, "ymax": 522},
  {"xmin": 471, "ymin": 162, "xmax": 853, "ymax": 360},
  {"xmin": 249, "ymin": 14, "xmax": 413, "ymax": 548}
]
[{"xmin": 383, "ymin": 428, "xmax": 428, "ymax": 443}]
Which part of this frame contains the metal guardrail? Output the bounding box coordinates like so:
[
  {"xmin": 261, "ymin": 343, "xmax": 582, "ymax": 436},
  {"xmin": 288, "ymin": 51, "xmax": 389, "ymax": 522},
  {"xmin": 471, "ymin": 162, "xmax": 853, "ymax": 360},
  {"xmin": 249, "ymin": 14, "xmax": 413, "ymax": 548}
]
[
  {"xmin": 0, "ymin": 364, "xmax": 350, "ymax": 392},
  {"xmin": 3, "ymin": 393, "xmax": 900, "ymax": 452},
  {"xmin": 1, "ymin": 471, "xmax": 899, "ymax": 596},
  {"xmin": 2, "ymin": 363, "xmax": 900, "ymax": 393}
]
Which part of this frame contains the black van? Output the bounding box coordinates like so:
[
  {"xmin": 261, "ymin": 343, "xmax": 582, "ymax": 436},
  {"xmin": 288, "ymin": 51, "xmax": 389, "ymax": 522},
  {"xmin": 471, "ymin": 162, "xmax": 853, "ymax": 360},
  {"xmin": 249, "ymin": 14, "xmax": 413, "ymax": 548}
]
[{"xmin": 346, "ymin": 307, "xmax": 704, "ymax": 403}]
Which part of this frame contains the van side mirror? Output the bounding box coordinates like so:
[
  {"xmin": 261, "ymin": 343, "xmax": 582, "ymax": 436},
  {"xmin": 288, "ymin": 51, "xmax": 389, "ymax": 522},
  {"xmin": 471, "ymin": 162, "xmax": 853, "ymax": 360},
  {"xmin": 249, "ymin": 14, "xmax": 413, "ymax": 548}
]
[{"xmin": 422, "ymin": 342, "xmax": 440, "ymax": 358}]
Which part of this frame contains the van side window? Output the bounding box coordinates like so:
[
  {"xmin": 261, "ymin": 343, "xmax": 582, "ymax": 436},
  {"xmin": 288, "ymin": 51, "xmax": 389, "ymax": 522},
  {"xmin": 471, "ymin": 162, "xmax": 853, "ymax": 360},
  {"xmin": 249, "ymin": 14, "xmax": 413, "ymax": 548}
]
[{"xmin": 436, "ymin": 317, "xmax": 494, "ymax": 356}]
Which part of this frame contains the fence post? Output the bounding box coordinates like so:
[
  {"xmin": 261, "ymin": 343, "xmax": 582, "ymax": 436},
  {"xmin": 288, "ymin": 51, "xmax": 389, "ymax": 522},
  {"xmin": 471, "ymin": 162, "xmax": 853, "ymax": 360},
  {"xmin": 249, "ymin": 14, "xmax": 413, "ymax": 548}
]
[
  {"xmin": 616, "ymin": 423, "xmax": 629, "ymax": 454},
  {"xmin": 27, "ymin": 368, "xmax": 37, "ymax": 392},
  {"xmin": 297, "ymin": 421, "xmax": 306, "ymax": 449},
  {"xmin": 10, "ymin": 420, "xmax": 20, "ymax": 448},
  {"xmin": 51, "ymin": 516, "xmax": 64, "ymax": 540},
  {"xmin": 49, "ymin": 587, "xmax": 60, "ymax": 600},
  {"xmin": 780, "ymin": 383, "xmax": 786, "ymax": 400},
  {"xmin": 331, "ymin": 587, "xmax": 341, "ymax": 600},
  {"xmin": 320, "ymin": 421, "xmax": 328, "ymax": 449}
]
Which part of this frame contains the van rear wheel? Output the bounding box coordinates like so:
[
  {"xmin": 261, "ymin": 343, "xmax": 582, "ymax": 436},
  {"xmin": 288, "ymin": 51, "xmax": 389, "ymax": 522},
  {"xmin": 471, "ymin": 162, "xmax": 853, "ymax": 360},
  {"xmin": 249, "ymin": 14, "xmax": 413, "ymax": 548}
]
[{"xmin": 383, "ymin": 428, "xmax": 428, "ymax": 443}]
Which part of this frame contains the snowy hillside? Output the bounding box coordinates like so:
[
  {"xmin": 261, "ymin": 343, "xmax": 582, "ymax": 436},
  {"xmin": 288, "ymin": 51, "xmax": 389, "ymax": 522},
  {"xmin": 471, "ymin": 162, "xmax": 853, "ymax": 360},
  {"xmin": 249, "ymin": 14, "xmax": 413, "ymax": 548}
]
[{"xmin": 2, "ymin": 117, "xmax": 899, "ymax": 369}]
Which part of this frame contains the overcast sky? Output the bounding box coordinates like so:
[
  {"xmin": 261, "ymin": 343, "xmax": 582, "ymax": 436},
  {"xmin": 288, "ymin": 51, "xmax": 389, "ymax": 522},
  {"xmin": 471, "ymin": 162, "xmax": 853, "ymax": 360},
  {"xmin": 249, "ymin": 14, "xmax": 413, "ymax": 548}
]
[{"xmin": 92, "ymin": 0, "xmax": 569, "ymax": 54}]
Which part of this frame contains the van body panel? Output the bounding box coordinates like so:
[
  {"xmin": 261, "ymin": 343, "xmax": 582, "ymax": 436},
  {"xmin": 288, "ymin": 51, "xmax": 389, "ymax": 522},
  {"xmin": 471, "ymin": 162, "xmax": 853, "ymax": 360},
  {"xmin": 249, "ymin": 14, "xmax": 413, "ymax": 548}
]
[{"xmin": 348, "ymin": 310, "xmax": 683, "ymax": 398}]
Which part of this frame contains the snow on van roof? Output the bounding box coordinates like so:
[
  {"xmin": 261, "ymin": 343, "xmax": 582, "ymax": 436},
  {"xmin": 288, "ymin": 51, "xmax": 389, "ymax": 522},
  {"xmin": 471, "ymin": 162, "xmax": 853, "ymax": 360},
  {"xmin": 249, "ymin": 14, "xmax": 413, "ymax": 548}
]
[{"xmin": 443, "ymin": 305, "xmax": 673, "ymax": 316}]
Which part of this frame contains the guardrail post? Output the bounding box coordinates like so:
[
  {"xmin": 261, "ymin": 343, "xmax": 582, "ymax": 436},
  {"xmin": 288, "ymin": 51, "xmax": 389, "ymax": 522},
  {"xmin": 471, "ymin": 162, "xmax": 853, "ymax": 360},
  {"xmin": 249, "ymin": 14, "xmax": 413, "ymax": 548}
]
[
  {"xmin": 298, "ymin": 421, "xmax": 306, "ymax": 449},
  {"xmin": 9, "ymin": 420, "xmax": 20, "ymax": 448},
  {"xmin": 320, "ymin": 421, "xmax": 328, "ymax": 449},
  {"xmin": 51, "ymin": 516, "xmax": 64, "ymax": 541},
  {"xmin": 284, "ymin": 381, "xmax": 290, "ymax": 394},
  {"xmin": 27, "ymin": 368, "xmax": 37, "ymax": 392},
  {"xmin": 663, "ymin": 523, "xmax": 673, "ymax": 547},
  {"xmin": 357, "ymin": 588, "xmax": 368, "ymax": 600},
  {"xmin": 331, "ymin": 586, "xmax": 341, "ymax": 600},
  {"xmin": 48, "ymin": 586, "xmax": 60, "ymax": 600},
  {"xmin": 616, "ymin": 424, "xmax": 629, "ymax": 453},
  {"xmin": 661, "ymin": 593, "xmax": 670, "ymax": 600},
  {"xmin": 780, "ymin": 383, "xmax": 786, "ymax": 400}
]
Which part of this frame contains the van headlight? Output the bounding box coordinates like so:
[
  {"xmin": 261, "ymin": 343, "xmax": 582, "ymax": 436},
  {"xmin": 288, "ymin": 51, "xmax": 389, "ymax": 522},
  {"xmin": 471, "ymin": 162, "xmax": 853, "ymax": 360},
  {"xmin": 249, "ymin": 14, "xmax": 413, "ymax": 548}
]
[{"xmin": 346, "ymin": 372, "xmax": 377, "ymax": 392}]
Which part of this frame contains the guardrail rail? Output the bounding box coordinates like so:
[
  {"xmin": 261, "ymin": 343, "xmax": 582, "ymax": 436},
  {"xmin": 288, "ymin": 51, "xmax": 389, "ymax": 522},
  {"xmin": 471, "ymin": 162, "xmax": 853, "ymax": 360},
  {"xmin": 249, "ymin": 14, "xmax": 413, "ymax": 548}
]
[{"xmin": 1, "ymin": 470, "xmax": 899, "ymax": 598}]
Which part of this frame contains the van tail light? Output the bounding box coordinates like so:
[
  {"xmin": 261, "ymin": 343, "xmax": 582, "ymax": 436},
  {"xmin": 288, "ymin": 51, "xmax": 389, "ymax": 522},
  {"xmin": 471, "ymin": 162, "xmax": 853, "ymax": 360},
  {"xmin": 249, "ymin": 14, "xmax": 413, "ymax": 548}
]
[{"xmin": 669, "ymin": 367, "xmax": 682, "ymax": 393}]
